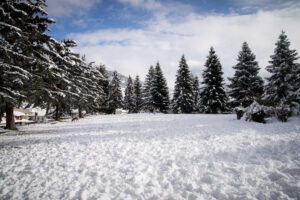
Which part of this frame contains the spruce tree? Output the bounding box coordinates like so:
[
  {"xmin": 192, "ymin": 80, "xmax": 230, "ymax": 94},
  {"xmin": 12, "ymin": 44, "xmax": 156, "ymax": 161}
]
[
  {"xmin": 82, "ymin": 61, "xmax": 105, "ymax": 115},
  {"xmin": 98, "ymin": 65, "xmax": 110, "ymax": 113},
  {"xmin": 29, "ymin": 40, "xmax": 84, "ymax": 120},
  {"xmin": 264, "ymin": 31, "xmax": 299, "ymax": 109},
  {"xmin": 192, "ymin": 76, "xmax": 201, "ymax": 113},
  {"xmin": 172, "ymin": 55, "xmax": 194, "ymax": 113},
  {"xmin": 0, "ymin": 0, "xmax": 55, "ymax": 129},
  {"xmin": 152, "ymin": 62, "xmax": 170, "ymax": 113},
  {"xmin": 228, "ymin": 42, "xmax": 264, "ymax": 108},
  {"xmin": 124, "ymin": 76, "xmax": 135, "ymax": 113},
  {"xmin": 60, "ymin": 46, "xmax": 89, "ymax": 119},
  {"xmin": 200, "ymin": 47, "xmax": 228, "ymax": 113},
  {"xmin": 31, "ymin": 41, "xmax": 105, "ymax": 119},
  {"xmin": 108, "ymin": 71, "xmax": 123, "ymax": 114},
  {"xmin": 133, "ymin": 75, "xmax": 143, "ymax": 113},
  {"xmin": 29, "ymin": 40, "xmax": 105, "ymax": 120},
  {"xmin": 143, "ymin": 66, "xmax": 156, "ymax": 112}
]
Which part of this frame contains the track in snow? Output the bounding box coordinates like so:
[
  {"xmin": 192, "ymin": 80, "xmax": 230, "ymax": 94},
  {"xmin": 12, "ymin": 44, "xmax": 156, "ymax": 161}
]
[{"xmin": 0, "ymin": 114, "xmax": 300, "ymax": 199}]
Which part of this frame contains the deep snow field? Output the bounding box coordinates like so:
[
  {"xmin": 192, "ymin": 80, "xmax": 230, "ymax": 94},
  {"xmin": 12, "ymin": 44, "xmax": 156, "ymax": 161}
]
[{"xmin": 0, "ymin": 114, "xmax": 300, "ymax": 200}]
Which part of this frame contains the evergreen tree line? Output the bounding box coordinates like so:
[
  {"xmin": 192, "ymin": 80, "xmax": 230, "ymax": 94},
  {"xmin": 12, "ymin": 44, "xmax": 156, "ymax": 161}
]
[
  {"xmin": 119, "ymin": 53, "xmax": 229, "ymax": 115},
  {"xmin": 0, "ymin": 1, "xmax": 299, "ymax": 130},
  {"xmin": 119, "ymin": 31, "xmax": 299, "ymax": 123},
  {"xmin": 115, "ymin": 62, "xmax": 170, "ymax": 114}
]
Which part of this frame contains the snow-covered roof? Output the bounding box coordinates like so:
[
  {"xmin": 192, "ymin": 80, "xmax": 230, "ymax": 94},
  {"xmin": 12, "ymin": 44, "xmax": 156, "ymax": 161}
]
[{"xmin": 14, "ymin": 111, "xmax": 26, "ymax": 116}]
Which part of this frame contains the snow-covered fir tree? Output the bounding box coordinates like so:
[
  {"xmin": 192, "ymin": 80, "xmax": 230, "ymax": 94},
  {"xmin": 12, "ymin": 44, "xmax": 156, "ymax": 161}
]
[
  {"xmin": 64, "ymin": 50, "xmax": 88, "ymax": 119},
  {"xmin": 143, "ymin": 66, "xmax": 156, "ymax": 112},
  {"xmin": 172, "ymin": 55, "xmax": 194, "ymax": 113},
  {"xmin": 228, "ymin": 42, "xmax": 264, "ymax": 108},
  {"xmin": 124, "ymin": 76, "xmax": 135, "ymax": 113},
  {"xmin": 97, "ymin": 65, "xmax": 110, "ymax": 113},
  {"xmin": 108, "ymin": 71, "xmax": 123, "ymax": 114},
  {"xmin": 60, "ymin": 47, "xmax": 90, "ymax": 119},
  {"xmin": 200, "ymin": 47, "xmax": 228, "ymax": 113},
  {"xmin": 192, "ymin": 76, "xmax": 201, "ymax": 113},
  {"xmin": 264, "ymin": 31, "xmax": 299, "ymax": 106},
  {"xmin": 30, "ymin": 40, "xmax": 83, "ymax": 120},
  {"xmin": 264, "ymin": 31, "xmax": 299, "ymax": 111},
  {"xmin": 82, "ymin": 61, "xmax": 105, "ymax": 115},
  {"xmin": 133, "ymin": 75, "xmax": 143, "ymax": 113},
  {"xmin": 152, "ymin": 62, "xmax": 170, "ymax": 113},
  {"xmin": 0, "ymin": 0, "xmax": 55, "ymax": 129}
]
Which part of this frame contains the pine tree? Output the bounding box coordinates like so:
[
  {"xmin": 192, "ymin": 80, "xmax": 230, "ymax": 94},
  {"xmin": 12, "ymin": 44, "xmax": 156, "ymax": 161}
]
[
  {"xmin": 108, "ymin": 71, "xmax": 123, "ymax": 114},
  {"xmin": 29, "ymin": 40, "xmax": 84, "ymax": 121},
  {"xmin": 133, "ymin": 75, "xmax": 143, "ymax": 113},
  {"xmin": 228, "ymin": 42, "xmax": 264, "ymax": 108},
  {"xmin": 200, "ymin": 47, "xmax": 228, "ymax": 113},
  {"xmin": 82, "ymin": 61, "xmax": 105, "ymax": 115},
  {"xmin": 143, "ymin": 66, "xmax": 156, "ymax": 112},
  {"xmin": 30, "ymin": 41, "xmax": 105, "ymax": 120},
  {"xmin": 0, "ymin": 0, "xmax": 55, "ymax": 129},
  {"xmin": 124, "ymin": 76, "xmax": 135, "ymax": 113},
  {"xmin": 172, "ymin": 55, "xmax": 194, "ymax": 113},
  {"xmin": 264, "ymin": 31, "xmax": 299, "ymax": 109},
  {"xmin": 151, "ymin": 62, "xmax": 170, "ymax": 113},
  {"xmin": 98, "ymin": 65, "xmax": 110, "ymax": 113},
  {"xmin": 192, "ymin": 76, "xmax": 201, "ymax": 113},
  {"xmin": 58, "ymin": 45, "xmax": 89, "ymax": 119}
]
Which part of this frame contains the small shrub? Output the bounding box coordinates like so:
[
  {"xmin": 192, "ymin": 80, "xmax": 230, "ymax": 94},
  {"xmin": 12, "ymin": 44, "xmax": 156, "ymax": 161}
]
[
  {"xmin": 251, "ymin": 110, "xmax": 266, "ymax": 123},
  {"xmin": 244, "ymin": 101, "xmax": 266, "ymax": 123},
  {"xmin": 235, "ymin": 107, "xmax": 245, "ymax": 120},
  {"xmin": 275, "ymin": 103, "xmax": 292, "ymax": 122}
]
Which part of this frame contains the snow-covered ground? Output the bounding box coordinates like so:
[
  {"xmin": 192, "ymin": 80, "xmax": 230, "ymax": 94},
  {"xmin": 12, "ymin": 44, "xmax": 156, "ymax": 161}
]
[{"xmin": 0, "ymin": 114, "xmax": 300, "ymax": 200}]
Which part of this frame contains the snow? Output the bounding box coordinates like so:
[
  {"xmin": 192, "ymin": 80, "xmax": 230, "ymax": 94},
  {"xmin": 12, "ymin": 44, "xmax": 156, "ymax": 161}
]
[
  {"xmin": 0, "ymin": 114, "xmax": 300, "ymax": 199},
  {"xmin": 13, "ymin": 111, "xmax": 25, "ymax": 116},
  {"xmin": 15, "ymin": 119, "xmax": 35, "ymax": 124},
  {"xmin": 31, "ymin": 107, "xmax": 46, "ymax": 116},
  {"xmin": 0, "ymin": 22, "xmax": 22, "ymax": 32},
  {"xmin": 1, "ymin": 118, "xmax": 35, "ymax": 126},
  {"xmin": 116, "ymin": 109, "xmax": 129, "ymax": 114}
]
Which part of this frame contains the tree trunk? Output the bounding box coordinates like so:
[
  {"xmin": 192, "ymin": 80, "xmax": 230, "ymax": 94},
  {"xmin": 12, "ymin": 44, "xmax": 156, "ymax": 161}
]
[
  {"xmin": 55, "ymin": 103, "xmax": 61, "ymax": 121},
  {"xmin": 45, "ymin": 105, "xmax": 50, "ymax": 118},
  {"xmin": 5, "ymin": 103, "xmax": 17, "ymax": 130},
  {"xmin": 79, "ymin": 106, "xmax": 83, "ymax": 118},
  {"xmin": 0, "ymin": 106, "xmax": 5, "ymax": 123}
]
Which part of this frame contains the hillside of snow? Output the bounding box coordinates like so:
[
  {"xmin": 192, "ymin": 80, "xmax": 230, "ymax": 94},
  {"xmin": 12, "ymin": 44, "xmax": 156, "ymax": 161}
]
[{"xmin": 0, "ymin": 114, "xmax": 300, "ymax": 199}]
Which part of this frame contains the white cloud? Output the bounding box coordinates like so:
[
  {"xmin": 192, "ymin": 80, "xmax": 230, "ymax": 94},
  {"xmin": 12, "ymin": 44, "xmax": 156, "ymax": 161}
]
[
  {"xmin": 69, "ymin": 5, "xmax": 300, "ymax": 90},
  {"xmin": 46, "ymin": 0, "xmax": 101, "ymax": 17},
  {"xmin": 116, "ymin": 0, "xmax": 162, "ymax": 10},
  {"xmin": 116, "ymin": 0, "xmax": 194, "ymax": 18},
  {"xmin": 233, "ymin": 0, "xmax": 300, "ymax": 13},
  {"xmin": 233, "ymin": 0, "xmax": 278, "ymax": 5}
]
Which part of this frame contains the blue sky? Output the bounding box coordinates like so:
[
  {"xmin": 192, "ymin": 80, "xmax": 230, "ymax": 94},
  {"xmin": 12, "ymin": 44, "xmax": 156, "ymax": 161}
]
[
  {"xmin": 48, "ymin": 0, "xmax": 297, "ymax": 40},
  {"xmin": 46, "ymin": 0, "xmax": 300, "ymax": 88}
]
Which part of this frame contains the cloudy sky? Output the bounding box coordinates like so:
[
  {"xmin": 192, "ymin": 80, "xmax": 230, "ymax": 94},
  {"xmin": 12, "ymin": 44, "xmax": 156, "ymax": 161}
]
[{"xmin": 46, "ymin": 0, "xmax": 300, "ymax": 88}]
